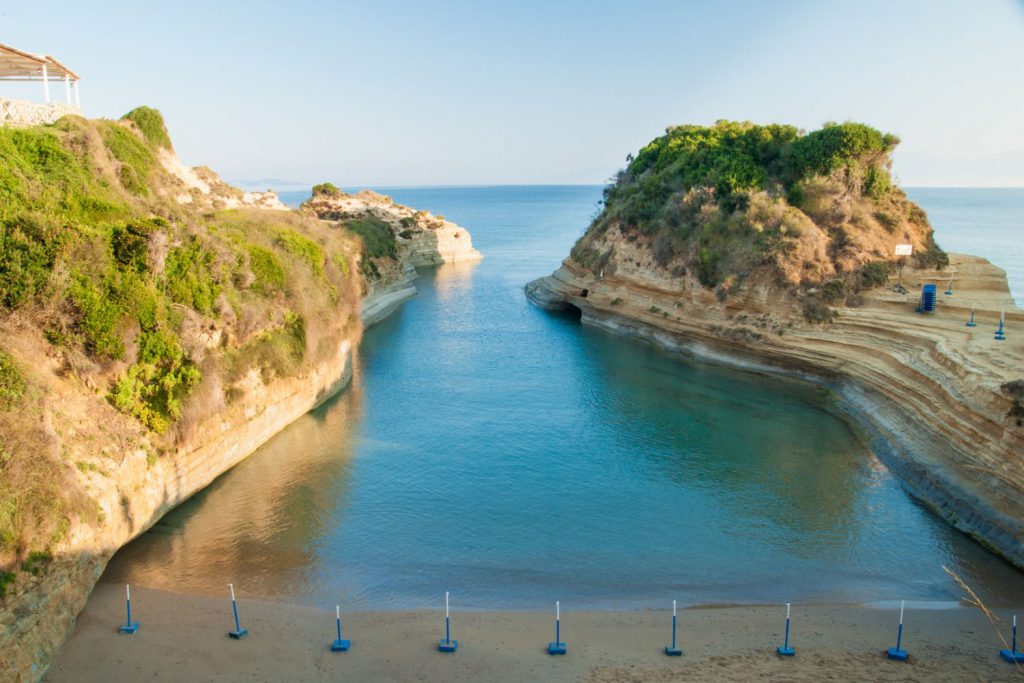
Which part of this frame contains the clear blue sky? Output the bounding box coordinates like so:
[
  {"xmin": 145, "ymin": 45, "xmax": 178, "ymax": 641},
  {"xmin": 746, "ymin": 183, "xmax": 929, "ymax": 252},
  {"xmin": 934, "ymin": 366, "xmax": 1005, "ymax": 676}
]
[{"xmin": 4, "ymin": 0, "xmax": 1023, "ymax": 187}]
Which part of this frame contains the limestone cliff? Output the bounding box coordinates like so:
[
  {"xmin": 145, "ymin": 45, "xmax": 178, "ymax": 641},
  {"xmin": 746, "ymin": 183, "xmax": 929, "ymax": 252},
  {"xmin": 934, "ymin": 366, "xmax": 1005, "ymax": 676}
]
[
  {"xmin": 0, "ymin": 111, "xmax": 479, "ymax": 681},
  {"xmin": 301, "ymin": 186, "xmax": 481, "ymax": 326},
  {"xmin": 527, "ymin": 122, "xmax": 1024, "ymax": 571}
]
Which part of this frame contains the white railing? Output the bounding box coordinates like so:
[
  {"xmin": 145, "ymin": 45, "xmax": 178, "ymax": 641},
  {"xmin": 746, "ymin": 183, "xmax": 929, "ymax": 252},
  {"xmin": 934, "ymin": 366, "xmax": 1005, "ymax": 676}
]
[{"xmin": 0, "ymin": 97, "xmax": 80, "ymax": 127}]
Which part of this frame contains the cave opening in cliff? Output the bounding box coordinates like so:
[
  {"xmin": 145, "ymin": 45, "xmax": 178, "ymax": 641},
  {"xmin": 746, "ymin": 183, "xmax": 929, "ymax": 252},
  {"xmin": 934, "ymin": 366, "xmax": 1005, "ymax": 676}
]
[{"xmin": 561, "ymin": 302, "xmax": 583, "ymax": 321}]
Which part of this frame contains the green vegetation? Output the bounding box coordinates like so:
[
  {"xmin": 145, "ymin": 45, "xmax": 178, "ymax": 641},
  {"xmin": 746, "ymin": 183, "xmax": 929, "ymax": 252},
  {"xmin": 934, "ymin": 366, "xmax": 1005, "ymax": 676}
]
[
  {"xmin": 0, "ymin": 122, "xmax": 126, "ymax": 225},
  {"xmin": 0, "ymin": 108, "xmax": 359, "ymax": 437},
  {"xmin": 579, "ymin": 120, "xmax": 946, "ymax": 304},
  {"xmin": 0, "ymin": 214, "xmax": 72, "ymax": 308},
  {"xmin": 344, "ymin": 216, "xmax": 398, "ymax": 260},
  {"xmin": 607, "ymin": 121, "xmax": 898, "ymax": 230},
  {"xmin": 0, "ymin": 570, "xmax": 14, "ymax": 597},
  {"xmin": 0, "ymin": 351, "xmax": 25, "ymax": 410},
  {"xmin": 112, "ymin": 217, "xmax": 165, "ymax": 271},
  {"xmin": 121, "ymin": 106, "xmax": 172, "ymax": 150},
  {"xmin": 276, "ymin": 228, "xmax": 325, "ymax": 276},
  {"xmin": 860, "ymin": 261, "xmax": 891, "ymax": 288},
  {"xmin": 247, "ymin": 244, "xmax": 287, "ymax": 293},
  {"xmin": 334, "ymin": 252, "xmax": 350, "ymax": 278},
  {"xmin": 100, "ymin": 121, "xmax": 157, "ymax": 195},
  {"xmin": 0, "ymin": 107, "xmax": 369, "ymax": 569},
  {"xmin": 20, "ymin": 549, "xmax": 52, "ymax": 576},
  {"xmin": 312, "ymin": 182, "xmax": 343, "ymax": 198},
  {"xmin": 110, "ymin": 327, "xmax": 201, "ymax": 433},
  {"xmin": 785, "ymin": 122, "xmax": 898, "ymax": 181},
  {"xmin": 68, "ymin": 272, "xmax": 130, "ymax": 359},
  {"xmin": 228, "ymin": 311, "xmax": 306, "ymax": 383},
  {"xmin": 343, "ymin": 215, "xmax": 398, "ymax": 280},
  {"xmin": 164, "ymin": 236, "xmax": 221, "ymax": 313}
]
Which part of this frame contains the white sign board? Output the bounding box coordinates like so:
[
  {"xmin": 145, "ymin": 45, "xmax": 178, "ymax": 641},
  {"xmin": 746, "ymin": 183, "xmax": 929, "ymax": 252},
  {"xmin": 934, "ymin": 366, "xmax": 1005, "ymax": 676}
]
[{"xmin": 895, "ymin": 244, "xmax": 913, "ymax": 256}]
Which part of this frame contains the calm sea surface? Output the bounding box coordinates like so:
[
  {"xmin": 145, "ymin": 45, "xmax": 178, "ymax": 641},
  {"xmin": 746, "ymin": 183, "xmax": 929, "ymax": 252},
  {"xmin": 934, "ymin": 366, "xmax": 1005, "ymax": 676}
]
[{"xmin": 103, "ymin": 187, "xmax": 1024, "ymax": 609}]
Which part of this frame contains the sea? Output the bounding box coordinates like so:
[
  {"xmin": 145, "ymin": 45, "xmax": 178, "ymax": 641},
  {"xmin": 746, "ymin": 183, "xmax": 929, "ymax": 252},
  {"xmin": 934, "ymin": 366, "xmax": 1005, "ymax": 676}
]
[{"xmin": 102, "ymin": 187, "xmax": 1024, "ymax": 609}]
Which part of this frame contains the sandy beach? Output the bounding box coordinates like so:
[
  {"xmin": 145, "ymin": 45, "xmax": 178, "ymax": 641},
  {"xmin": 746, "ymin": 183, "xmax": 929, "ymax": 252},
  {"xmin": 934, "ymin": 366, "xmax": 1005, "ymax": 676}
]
[{"xmin": 45, "ymin": 583, "xmax": 1024, "ymax": 682}]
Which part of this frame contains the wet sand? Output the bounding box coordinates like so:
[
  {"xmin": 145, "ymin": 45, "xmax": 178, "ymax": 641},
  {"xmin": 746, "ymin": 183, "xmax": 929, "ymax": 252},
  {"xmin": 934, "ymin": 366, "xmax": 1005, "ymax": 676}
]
[{"xmin": 46, "ymin": 583, "xmax": 1024, "ymax": 682}]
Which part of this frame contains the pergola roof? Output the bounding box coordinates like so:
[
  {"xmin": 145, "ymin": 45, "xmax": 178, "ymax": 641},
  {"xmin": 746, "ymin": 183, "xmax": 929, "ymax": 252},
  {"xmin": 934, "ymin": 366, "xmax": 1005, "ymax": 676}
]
[{"xmin": 0, "ymin": 42, "xmax": 79, "ymax": 81}]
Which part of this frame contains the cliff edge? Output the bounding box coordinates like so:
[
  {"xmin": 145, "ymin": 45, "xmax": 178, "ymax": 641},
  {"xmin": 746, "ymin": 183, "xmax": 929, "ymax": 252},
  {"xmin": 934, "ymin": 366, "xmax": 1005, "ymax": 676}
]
[
  {"xmin": 0, "ymin": 110, "xmax": 479, "ymax": 680},
  {"xmin": 527, "ymin": 121, "xmax": 1024, "ymax": 569}
]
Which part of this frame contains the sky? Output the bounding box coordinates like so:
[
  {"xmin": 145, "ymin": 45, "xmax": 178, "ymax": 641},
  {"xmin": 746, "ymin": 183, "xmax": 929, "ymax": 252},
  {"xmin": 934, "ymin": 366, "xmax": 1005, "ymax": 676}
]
[{"xmin": 3, "ymin": 0, "xmax": 1023, "ymax": 188}]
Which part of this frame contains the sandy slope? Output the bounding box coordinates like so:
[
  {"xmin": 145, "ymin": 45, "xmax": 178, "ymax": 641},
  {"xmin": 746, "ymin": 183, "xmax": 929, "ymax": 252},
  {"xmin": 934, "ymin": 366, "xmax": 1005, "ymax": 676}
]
[{"xmin": 46, "ymin": 583, "xmax": 1023, "ymax": 682}]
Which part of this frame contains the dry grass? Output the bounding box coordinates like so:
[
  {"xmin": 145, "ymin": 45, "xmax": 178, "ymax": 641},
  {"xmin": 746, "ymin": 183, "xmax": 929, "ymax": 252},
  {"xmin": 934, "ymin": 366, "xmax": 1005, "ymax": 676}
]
[{"xmin": 943, "ymin": 565, "xmax": 1020, "ymax": 671}]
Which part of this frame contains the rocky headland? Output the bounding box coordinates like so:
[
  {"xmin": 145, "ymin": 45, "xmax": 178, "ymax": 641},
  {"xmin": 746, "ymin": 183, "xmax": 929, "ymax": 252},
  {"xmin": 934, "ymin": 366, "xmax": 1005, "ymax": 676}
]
[
  {"xmin": 527, "ymin": 121, "xmax": 1024, "ymax": 570},
  {"xmin": 300, "ymin": 184, "xmax": 481, "ymax": 326},
  {"xmin": 0, "ymin": 109, "xmax": 478, "ymax": 681}
]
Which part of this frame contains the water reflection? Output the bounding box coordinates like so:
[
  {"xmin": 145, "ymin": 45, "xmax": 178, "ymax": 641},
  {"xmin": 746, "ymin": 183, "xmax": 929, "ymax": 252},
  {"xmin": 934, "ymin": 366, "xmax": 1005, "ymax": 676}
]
[
  {"xmin": 104, "ymin": 386, "xmax": 363, "ymax": 598},
  {"xmin": 434, "ymin": 258, "xmax": 480, "ymax": 301},
  {"xmin": 580, "ymin": 336, "xmax": 865, "ymax": 548}
]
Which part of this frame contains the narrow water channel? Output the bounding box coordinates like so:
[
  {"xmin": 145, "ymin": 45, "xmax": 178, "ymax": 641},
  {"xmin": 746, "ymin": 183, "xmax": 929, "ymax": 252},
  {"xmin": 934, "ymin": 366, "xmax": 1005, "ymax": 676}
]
[{"xmin": 102, "ymin": 186, "xmax": 1024, "ymax": 609}]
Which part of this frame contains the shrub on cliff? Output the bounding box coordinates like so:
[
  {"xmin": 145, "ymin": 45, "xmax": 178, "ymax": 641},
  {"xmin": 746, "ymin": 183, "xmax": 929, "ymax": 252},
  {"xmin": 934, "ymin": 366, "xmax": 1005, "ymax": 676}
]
[
  {"xmin": 121, "ymin": 106, "xmax": 172, "ymax": 150},
  {"xmin": 312, "ymin": 182, "xmax": 343, "ymax": 198},
  {"xmin": 344, "ymin": 215, "xmax": 398, "ymax": 261},
  {"xmin": 276, "ymin": 228, "xmax": 325, "ymax": 277},
  {"xmin": 101, "ymin": 121, "xmax": 158, "ymax": 195},
  {"xmin": 110, "ymin": 328, "xmax": 202, "ymax": 433},
  {"xmin": 578, "ymin": 120, "xmax": 946, "ymax": 295}
]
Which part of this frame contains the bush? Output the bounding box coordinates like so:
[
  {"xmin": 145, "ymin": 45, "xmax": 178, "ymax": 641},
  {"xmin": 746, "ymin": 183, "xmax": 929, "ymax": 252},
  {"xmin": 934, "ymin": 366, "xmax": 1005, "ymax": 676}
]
[
  {"xmin": 334, "ymin": 253, "xmax": 350, "ymax": 278},
  {"xmin": 862, "ymin": 164, "xmax": 891, "ymax": 199},
  {"xmin": 68, "ymin": 273, "xmax": 126, "ymax": 359},
  {"xmin": 228, "ymin": 311, "xmax": 306, "ymax": 381},
  {"xmin": 109, "ymin": 327, "xmax": 201, "ymax": 433},
  {"xmin": 0, "ymin": 570, "xmax": 13, "ymax": 597},
  {"xmin": 100, "ymin": 122, "xmax": 156, "ymax": 196},
  {"xmin": 802, "ymin": 297, "xmax": 835, "ymax": 323},
  {"xmin": 860, "ymin": 261, "xmax": 890, "ymax": 288},
  {"xmin": 344, "ymin": 216, "xmax": 397, "ymax": 260},
  {"xmin": 651, "ymin": 233, "xmax": 677, "ymax": 267},
  {"xmin": 0, "ymin": 351, "xmax": 25, "ymax": 410},
  {"xmin": 786, "ymin": 122, "xmax": 898, "ymax": 181},
  {"xmin": 914, "ymin": 239, "xmax": 950, "ymax": 270},
  {"xmin": 20, "ymin": 549, "xmax": 53, "ymax": 576},
  {"xmin": 822, "ymin": 279, "xmax": 846, "ymax": 302},
  {"xmin": 247, "ymin": 245, "xmax": 286, "ymax": 293},
  {"xmin": 165, "ymin": 237, "xmax": 220, "ymax": 313},
  {"xmin": 111, "ymin": 217, "xmax": 165, "ymax": 272},
  {"xmin": 697, "ymin": 247, "xmax": 721, "ymax": 287},
  {"xmin": 276, "ymin": 228, "xmax": 324, "ymax": 276},
  {"xmin": 0, "ymin": 213, "xmax": 72, "ymax": 309},
  {"xmin": 0, "ymin": 124, "xmax": 127, "ymax": 225},
  {"xmin": 311, "ymin": 182, "xmax": 343, "ymax": 198},
  {"xmin": 121, "ymin": 106, "xmax": 172, "ymax": 150}
]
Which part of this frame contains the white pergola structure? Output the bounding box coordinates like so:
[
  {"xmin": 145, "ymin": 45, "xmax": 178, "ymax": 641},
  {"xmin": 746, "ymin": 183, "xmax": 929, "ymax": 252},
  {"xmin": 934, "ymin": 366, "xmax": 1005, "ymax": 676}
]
[{"xmin": 0, "ymin": 41, "xmax": 81, "ymax": 126}]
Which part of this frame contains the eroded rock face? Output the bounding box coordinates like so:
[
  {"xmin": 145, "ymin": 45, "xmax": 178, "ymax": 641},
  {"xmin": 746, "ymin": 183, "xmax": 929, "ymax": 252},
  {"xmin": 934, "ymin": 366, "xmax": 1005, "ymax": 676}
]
[
  {"xmin": 302, "ymin": 189, "xmax": 482, "ymax": 326},
  {"xmin": 527, "ymin": 253, "xmax": 1024, "ymax": 570},
  {"xmin": 158, "ymin": 149, "xmax": 289, "ymax": 211},
  {"xmin": 303, "ymin": 189, "xmax": 482, "ymax": 265},
  {"xmin": 0, "ymin": 337, "xmax": 354, "ymax": 682}
]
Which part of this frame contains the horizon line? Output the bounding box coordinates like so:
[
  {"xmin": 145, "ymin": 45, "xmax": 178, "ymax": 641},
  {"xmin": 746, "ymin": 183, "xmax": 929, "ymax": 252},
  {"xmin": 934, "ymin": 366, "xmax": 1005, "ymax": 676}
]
[{"xmin": 259, "ymin": 183, "xmax": 1024, "ymax": 192}]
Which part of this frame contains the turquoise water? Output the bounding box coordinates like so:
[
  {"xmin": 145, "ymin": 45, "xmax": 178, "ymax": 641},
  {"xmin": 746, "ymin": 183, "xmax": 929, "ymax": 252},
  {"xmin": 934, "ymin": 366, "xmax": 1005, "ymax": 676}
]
[{"xmin": 102, "ymin": 187, "xmax": 1024, "ymax": 609}]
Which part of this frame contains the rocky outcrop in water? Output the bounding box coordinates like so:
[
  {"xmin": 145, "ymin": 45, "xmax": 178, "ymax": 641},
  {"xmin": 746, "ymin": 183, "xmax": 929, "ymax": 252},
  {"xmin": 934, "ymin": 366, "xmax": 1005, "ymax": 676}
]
[
  {"xmin": 301, "ymin": 187, "xmax": 481, "ymax": 326},
  {"xmin": 527, "ymin": 120, "xmax": 1024, "ymax": 569}
]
